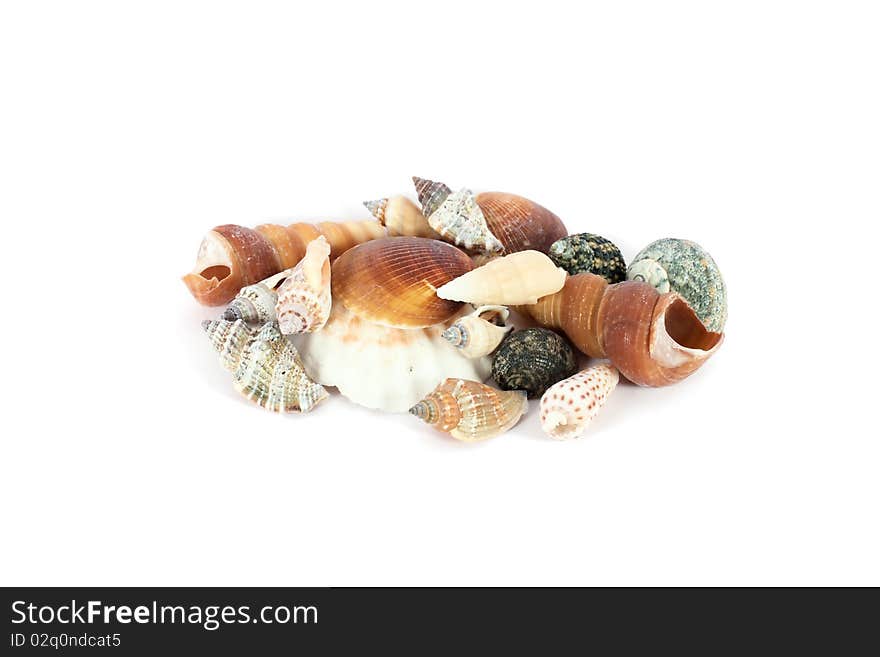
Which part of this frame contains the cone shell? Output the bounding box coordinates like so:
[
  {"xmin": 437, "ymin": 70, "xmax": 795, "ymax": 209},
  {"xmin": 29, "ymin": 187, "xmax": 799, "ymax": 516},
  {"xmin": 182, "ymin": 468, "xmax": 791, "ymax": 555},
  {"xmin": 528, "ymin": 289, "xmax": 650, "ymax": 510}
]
[
  {"xmin": 202, "ymin": 318, "xmax": 254, "ymax": 372},
  {"xmin": 627, "ymin": 238, "xmax": 727, "ymax": 332},
  {"xmin": 275, "ymin": 236, "xmax": 332, "ymax": 334},
  {"xmin": 412, "ymin": 176, "xmax": 452, "ymax": 219},
  {"xmin": 290, "ymin": 303, "xmax": 492, "ymax": 413},
  {"xmin": 492, "ymin": 328, "xmax": 578, "ymax": 398},
  {"xmin": 331, "ymin": 236, "xmax": 473, "ymax": 329},
  {"xmin": 441, "ymin": 305, "xmax": 513, "ymax": 359},
  {"xmin": 436, "ymin": 250, "xmax": 566, "ymax": 306},
  {"xmin": 183, "ymin": 219, "xmax": 387, "ymax": 307},
  {"xmin": 540, "ymin": 364, "xmax": 619, "ymax": 440},
  {"xmin": 475, "ymin": 191, "xmax": 568, "ymax": 254},
  {"xmin": 221, "ymin": 268, "xmax": 289, "ymax": 324},
  {"xmin": 427, "ymin": 188, "xmax": 504, "ymax": 254},
  {"xmin": 409, "ymin": 379, "xmax": 528, "ymax": 442},
  {"xmin": 364, "ymin": 196, "xmax": 441, "ymax": 239},
  {"xmin": 548, "ymin": 233, "xmax": 626, "ymax": 283}
]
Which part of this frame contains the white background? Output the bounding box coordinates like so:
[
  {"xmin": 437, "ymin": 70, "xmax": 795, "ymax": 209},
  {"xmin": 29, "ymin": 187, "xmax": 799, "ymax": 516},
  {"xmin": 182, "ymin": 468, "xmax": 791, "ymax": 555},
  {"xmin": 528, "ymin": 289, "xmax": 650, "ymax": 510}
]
[{"xmin": 1, "ymin": 1, "xmax": 878, "ymax": 586}]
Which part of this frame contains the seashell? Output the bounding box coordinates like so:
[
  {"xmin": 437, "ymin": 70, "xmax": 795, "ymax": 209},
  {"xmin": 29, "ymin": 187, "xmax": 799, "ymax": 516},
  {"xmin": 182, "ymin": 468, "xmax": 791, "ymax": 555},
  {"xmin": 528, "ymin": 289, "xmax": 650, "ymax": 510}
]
[
  {"xmin": 491, "ymin": 328, "xmax": 578, "ymax": 398},
  {"xmin": 409, "ymin": 379, "xmax": 528, "ymax": 442},
  {"xmin": 518, "ymin": 273, "xmax": 723, "ymax": 387},
  {"xmin": 275, "ymin": 236, "xmax": 332, "ymax": 334},
  {"xmin": 540, "ymin": 364, "xmax": 619, "ymax": 440},
  {"xmin": 331, "ymin": 236, "xmax": 473, "ymax": 329},
  {"xmin": 202, "ymin": 318, "xmax": 255, "ymax": 372},
  {"xmin": 183, "ymin": 219, "xmax": 387, "ymax": 306},
  {"xmin": 627, "ymin": 238, "xmax": 728, "ymax": 332},
  {"xmin": 232, "ymin": 323, "xmax": 328, "ymax": 413},
  {"xmin": 475, "ymin": 191, "xmax": 568, "ymax": 254},
  {"xmin": 290, "ymin": 303, "xmax": 492, "ymax": 413},
  {"xmin": 426, "ymin": 188, "xmax": 504, "ymax": 254},
  {"xmin": 436, "ymin": 250, "xmax": 566, "ymax": 306},
  {"xmin": 412, "ymin": 176, "xmax": 452, "ymax": 219},
  {"xmin": 548, "ymin": 233, "xmax": 626, "ymax": 283},
  {"xmin": 364, "ymin": 196, "xmax": 441, "ymax": 239},
  {"xmin": 221, "ymin": 269, "xmax": 289, "ymax": 324},
  {"xmin": 441, "ymin": 305, "xmax": 513, "ymax": 358}
]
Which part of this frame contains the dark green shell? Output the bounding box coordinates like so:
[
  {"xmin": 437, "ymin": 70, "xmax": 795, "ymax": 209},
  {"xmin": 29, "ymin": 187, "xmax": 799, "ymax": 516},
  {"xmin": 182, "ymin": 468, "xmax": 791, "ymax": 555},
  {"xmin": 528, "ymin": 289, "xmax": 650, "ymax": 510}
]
[
  {"xmin": 548, "ymin": 233, "xmax": 626, "ymax": 283},
  {"xmin": 491, "ymin": 328, "xmax": 578, "ymax": 399}
]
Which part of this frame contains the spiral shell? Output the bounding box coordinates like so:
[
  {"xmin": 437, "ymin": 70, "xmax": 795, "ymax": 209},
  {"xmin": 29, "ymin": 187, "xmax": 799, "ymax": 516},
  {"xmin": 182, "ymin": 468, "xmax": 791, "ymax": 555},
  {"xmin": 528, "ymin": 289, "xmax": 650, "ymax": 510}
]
[
  {"xmin": 426, "ymin": 187, "xmax": 504, "ymax": 254},
  {"xmin": 275, "ymin": 236, "xmax": 332, "ymax": 334},
  {"xmin": 540, "ymin": 364, "xmax": 619, "ymax": 440},
  {"xmin": 491, "ymin": 328, "xmax": 578, "ymax": 398},
  {"xmin": 475, "ymin": 191, "xmax": 568, "ymax": 254},
  {"xmin": 436, "ymin": 250, "xmax": 566, "ymax": 306},
  {"xmin": 331, "ymin": 236, "xmax": 473, "ymax": 329},
  {"xmin": 548, "ymin": 233, "xmax": 626, "ymax": 283},
  {"xmin": 627, "ymin": 238, "xmax": 727, "ymax": 332},
  {"xmin": 202, "ymin": 318, "xmax": 254, "ymax": 372},
  {"xmin": 409, "ymin": 379, "xmax": 528, "ymax": 442},
  {"xmin": 412, "ymin": 176, "xmax": 452, "ymax": 219},
  {"xmin": 441, "ymin": 305, "xmax": 512, "ymax": 359},
  {"xmin": 220, "ymin": 267, "xmax": 287, "ymax": 324},
  {"xmin": 364, "ymin": 196, "xmax": 441, "ymax": 239}
]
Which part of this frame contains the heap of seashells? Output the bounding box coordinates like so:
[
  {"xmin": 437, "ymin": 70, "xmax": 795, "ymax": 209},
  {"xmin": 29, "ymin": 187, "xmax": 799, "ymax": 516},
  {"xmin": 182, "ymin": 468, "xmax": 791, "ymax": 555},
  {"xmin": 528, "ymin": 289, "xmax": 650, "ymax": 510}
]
[{"xmin": 184, "ymin": 177, "xmax": 727, "ymax": 442}]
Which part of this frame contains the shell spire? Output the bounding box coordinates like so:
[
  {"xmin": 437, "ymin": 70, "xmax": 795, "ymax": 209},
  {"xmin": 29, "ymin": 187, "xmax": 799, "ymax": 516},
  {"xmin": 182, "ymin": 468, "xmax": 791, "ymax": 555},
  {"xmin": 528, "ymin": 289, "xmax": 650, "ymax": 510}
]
[
  {"xmin": 275, "ymin": 235, "xmax": 332, "ymax": 334},
  {"xmin": 427, "ymin": 188, "xmax": 504, "ymax": 254},
  {"xmin": 220, "ymin": 268, "xmax": 290, "ymax": 324},
  {"xmin": 363, "ymin": 198, "xmax": 388, "ymax": 222},
  {"xmin": 412, "ymin": 176, "xmax": 452, "ymax": 219},
  {"xmin": 441, "ymin": 305, "xmax": 512, "ymax": 358},
  {"xmin": 540, "ymin": 364, "xmax": 619, "ymax": 440},
  {"xmin": 364, "ymin": 195, "xmax": 441, "ymax": 239},
  {"xmin": 202, "ymin": 318, "xmax": 254, "ymax": 372}
]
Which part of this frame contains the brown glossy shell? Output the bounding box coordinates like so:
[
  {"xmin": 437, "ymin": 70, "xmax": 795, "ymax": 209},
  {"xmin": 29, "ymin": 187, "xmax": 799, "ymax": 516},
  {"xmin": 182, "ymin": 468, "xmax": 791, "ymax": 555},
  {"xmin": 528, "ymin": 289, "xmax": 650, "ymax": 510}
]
[
  {"xmin": 520, "ymin": 273, "xmax": 724, "ymax": 387},
  {"xmin": 476, "ymin": 192, "xmax": 568, "ymax": 254},
  {"xmin": 331, "ymin": 236, "xmax": 473, "ymax": 328},
  {"xmin": 183, "ymin": 219, "xmax": 387, "ymax": 306}
]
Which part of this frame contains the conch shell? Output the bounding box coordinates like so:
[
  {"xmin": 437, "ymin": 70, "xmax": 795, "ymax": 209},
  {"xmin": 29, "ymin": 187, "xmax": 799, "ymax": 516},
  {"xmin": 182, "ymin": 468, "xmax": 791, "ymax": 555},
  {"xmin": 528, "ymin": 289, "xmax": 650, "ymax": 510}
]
[
  {"xmin": 221, "ymin": 268, "xmax": 289, "ymax": 324},
  {"xmin": 436, "ymin": 250, "xmax": 566, "ymax": 306},
  {"xmin": 364, "ymin": 196, "xmax": 441, "ymax": 239},
  {"xmin": 413, "ymin": 178, "xmax": 504, "ymax": 254},
  {"xmin": 183, "ymin": 219, "xmax": 386, "ymax": 306},
  {"xmin": 202, "ymin": 320, "xmax": 328, "ymax": 413},
  {"xmin": 290, "ymin": 303, "xmax": 492, "ymax": 413},
  {"xmin": 409, "ymin": 379, "xmax": 528, "ymax": 442},
  {"xmin": 275, "ymin": 236, "xmax": 332, "ymax": 334},
  {"xmin": 540, "ymin": 364, "xmax": 619, "ymax": 440},
  {"xmin": 441, "ymin": 305, "xmax": 513, "ymax": 359},
  {"xmin": 518, "ymin": 273, "xmax": 724, "ymax": 387},
  {"xmin": 331, "ymin": 236, "xmax": 473, "ymax": 329},
  {"xmin": 412, "ymin": 176, "xmax": 452, "ymax": 219}
]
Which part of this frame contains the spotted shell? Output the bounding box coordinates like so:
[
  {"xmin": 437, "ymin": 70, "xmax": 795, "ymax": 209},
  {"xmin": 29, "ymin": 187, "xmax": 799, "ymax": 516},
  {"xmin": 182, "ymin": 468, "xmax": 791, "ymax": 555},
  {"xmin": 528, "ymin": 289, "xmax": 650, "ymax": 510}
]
[
  {"xmin": 548, "ymin": 233, "xmax": 626, "ymax": 283},
  {"xmin": 491, "ymin": 328, "xmax": 578, "ymax": 398},
  {"xmin": 364, "ymin": 196, "xmax": 441, "ymax": 239},
  {"xmin": 331, "ymin": 236, "xmax": 473, "ymax": 329},
  {"xmin": 441, "ymin": 305, "xmax": 512, "ymax": 359},
  {"xmin": 221, "ymin": 269, "xmax": 289, "ymax": 324},
  {"xmin": 202, "ymin": 318, "xmax": 254, "ymax": 371},
  {"xmin": 539, "ymin": 364, "xmax": 619, "ymax": 440},
  {"xmin": 627, "ymin": 238, "xmax": 727, "ymax": 332},
  {"xmin": 425, "ymin": 188, "xmax": 504, "ymax": 254},
  {"xmin": 275, "ymin": 235, "xmax": 332, "ymax": 334},
  {"xmin": 409, "ymin": 378, "xmax": 528, "ymax": 442}
]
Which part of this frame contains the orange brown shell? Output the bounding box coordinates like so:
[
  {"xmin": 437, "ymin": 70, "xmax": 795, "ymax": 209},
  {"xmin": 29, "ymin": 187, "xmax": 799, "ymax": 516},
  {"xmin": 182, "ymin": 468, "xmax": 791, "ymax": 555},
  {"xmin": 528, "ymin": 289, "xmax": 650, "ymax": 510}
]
[{"xmin": 476, "ymin": 192, "xmax": 568, "ymax": 254}]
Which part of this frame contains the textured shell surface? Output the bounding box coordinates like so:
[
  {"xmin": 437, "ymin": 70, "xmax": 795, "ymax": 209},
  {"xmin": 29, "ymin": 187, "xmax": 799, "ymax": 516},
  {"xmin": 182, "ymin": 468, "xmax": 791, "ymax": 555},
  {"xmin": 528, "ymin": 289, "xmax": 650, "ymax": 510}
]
[
  {"xmin": 409, "ymin": 378, "xmax": 528, "ymax": 442},
  {"xmin": 221, "ymin": 268, "xmax": 289, "ymax": 324},
  {"xmin": 427, "ymin": 188, "xmax": 504, "ymax": 254},
  {"xmin": 492, "ymin": 328, "xmax": 578, "ymax": 398},
  {"xmin": 548, "ymin": 233, "xmax": 626, "ymax": 283},
  {"xmin": 540, "ymin": 364, "xmax": 619, "ymax": 440},
  {"xmin": 436, "ymin": 250, "xmax": 566, "ymax": 306},
  {"xmin": 412, "ymin": 176, "xmax": 452, "ymax": 219},
  {"xmin": 202, "ymin": 318, "xmax": 254, "ymax": 372},
  {"xmin": 290, "ymin": 303, "xmax": 492, "ymax": 413},
  {"xmin": 441, "ymin": 305, "xmax": 513, "ymax": 359},
  {"xmin": 364, "ymin": 196, "xmax": 441, "ymax": 239},
  {"xmin": 232, "ymin": 323, "xmax": 328, "ymax": 413},
  {"xmin": 331, "ymin": 236, "xmax": 473, "ymax": 328},
  {"xmin": 275, "ymin": 235, "xmax": 332, "ymax": 334},
  {"xmin": 627, "ymin": 238, "xmax": 727, "ymax": 332}
]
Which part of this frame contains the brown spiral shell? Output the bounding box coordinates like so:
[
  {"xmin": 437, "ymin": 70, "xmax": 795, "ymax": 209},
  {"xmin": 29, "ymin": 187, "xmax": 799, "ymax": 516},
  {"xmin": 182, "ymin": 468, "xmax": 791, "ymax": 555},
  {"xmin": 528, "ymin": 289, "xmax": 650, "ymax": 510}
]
[
  {"xmin": 519, "ymin": 273, "xmax": 724, "ymax": 387},
  {"xmin": 476, "ymin": 192, "xmax": 568, "ymax": 254},
  {"xmin": 331, "ymin": 236, "xmax": 473, "ymax": 329}
]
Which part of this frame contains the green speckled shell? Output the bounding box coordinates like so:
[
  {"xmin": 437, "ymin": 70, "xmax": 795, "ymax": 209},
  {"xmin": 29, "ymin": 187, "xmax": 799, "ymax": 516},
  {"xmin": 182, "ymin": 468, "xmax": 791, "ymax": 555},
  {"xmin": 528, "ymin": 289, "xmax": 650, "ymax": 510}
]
[
  {"xmin": 491, "ymin": 328, "xmax": 578, "ymax": 398},
  {"xmin": 548, "ymin": 233, "xmax": 626, "ymax": 283},
  {"xmin": 627, "ymin": 238, "xmax": 727, "ymax": 332}
]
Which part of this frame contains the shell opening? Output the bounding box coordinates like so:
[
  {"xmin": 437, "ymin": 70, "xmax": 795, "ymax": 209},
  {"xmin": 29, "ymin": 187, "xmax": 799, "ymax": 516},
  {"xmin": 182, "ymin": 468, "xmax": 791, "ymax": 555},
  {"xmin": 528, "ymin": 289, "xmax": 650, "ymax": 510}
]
[
  {"xmin": 665, "ymin": 298, "xmax": 723, "ymax": 351},
  {"xmin": 199, "ymin": 265, "xmax": 231, "ymax": 282}
]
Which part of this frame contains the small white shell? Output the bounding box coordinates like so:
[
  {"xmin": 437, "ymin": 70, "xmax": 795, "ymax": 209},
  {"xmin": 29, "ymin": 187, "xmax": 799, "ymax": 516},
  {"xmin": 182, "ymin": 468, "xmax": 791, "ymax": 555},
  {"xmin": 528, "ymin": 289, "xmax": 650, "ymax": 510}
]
[
  {"xmin": 275, "ymin": 236, "xmax": 332, "ymax": 334},
  {"xmin": 427, "ymin": 188, "xmax": 503, "ymax": 254},
  {"xmin": 539, "ymin": 364, "xmax": 618, "ymax": 440},
  {"xmin": 364, "ymin": 196, "xmax": 440, "ymax": 239},
  {"xmin": 221, "ymin": 269, "xmax": 289, "ymax": 324},
  {"xmin": 441, "ymin": 305, "xmax": 513, "ymax": 358}
]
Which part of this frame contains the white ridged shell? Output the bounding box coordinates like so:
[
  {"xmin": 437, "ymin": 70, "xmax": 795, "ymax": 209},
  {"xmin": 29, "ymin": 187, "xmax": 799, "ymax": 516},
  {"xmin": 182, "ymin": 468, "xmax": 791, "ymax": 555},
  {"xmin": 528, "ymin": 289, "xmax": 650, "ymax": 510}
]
[{"xmin": 441, "ymin": 305, "xmax": 513, "ymax": 358}]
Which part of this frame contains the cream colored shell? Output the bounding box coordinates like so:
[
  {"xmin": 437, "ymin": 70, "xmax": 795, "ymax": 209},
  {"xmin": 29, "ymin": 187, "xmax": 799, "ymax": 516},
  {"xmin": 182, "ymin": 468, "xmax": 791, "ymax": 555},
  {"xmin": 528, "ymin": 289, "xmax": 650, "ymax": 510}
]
[
  {"xmin": 441, "ymin": 305, "xmax": 513, "ymax": 358},
  {"xmin": 275, "ymin": 236, "xmax": 332, "ymax": 334},
  {"xmin": 539, "ymin": 364, "xmax": 618, "ymax": 439}
]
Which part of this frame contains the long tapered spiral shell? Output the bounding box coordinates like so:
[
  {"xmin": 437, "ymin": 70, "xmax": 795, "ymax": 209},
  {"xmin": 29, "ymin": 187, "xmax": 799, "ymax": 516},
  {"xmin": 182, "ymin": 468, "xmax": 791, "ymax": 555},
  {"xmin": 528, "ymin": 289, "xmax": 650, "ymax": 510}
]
[
  {"xmin": 221, "ymin": 269, "xmax": 289, "ymax": 324},
  {"xmin": 409, "ymin": 379, "xmax": 528, "ymax": 442},
  {"xmin": 475, "ymin": 191, "xmax": 568, "ymax": 254},
  {"xmin": 183, "ymin": 219, "xmax": 387, "ymax": 306},
  {"xmin": 412, "ymin": 176, "xmax": 452, "ymax": 219},
  {"xmin": 331, "ymin": 236, "xmax": 473, "ymax": 328},
  {"xmin": 202, "ymin": 318, "xmax": 254, "ymax": 372},
  {"xmin": 364, "ymin": 196, "xmax": 441, "ymax": 239},
  {"xmin": 436, "ymin": 250, "xmax": 566, "ymax": 306},
  {"xmin": 491, "ymin": 328, "xmax": 579, "ymax": 398},
  {"xmin": 518, "ymin": 273, "xmax": 724, "ymax": 387},
  {"xmin": 540, "ymin": 364, "xmax": 619, "ymax": 440},
  {"xmin": 426, "ymin": 188, "xmax": 504, "ymax": 254},
  {"xmin": 441, "ymin": 305, "xmax": 512, "ymax": 358},
  {"xmin": 275, "ymin": 236, "xmax": 332, "ymax": 334}
]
